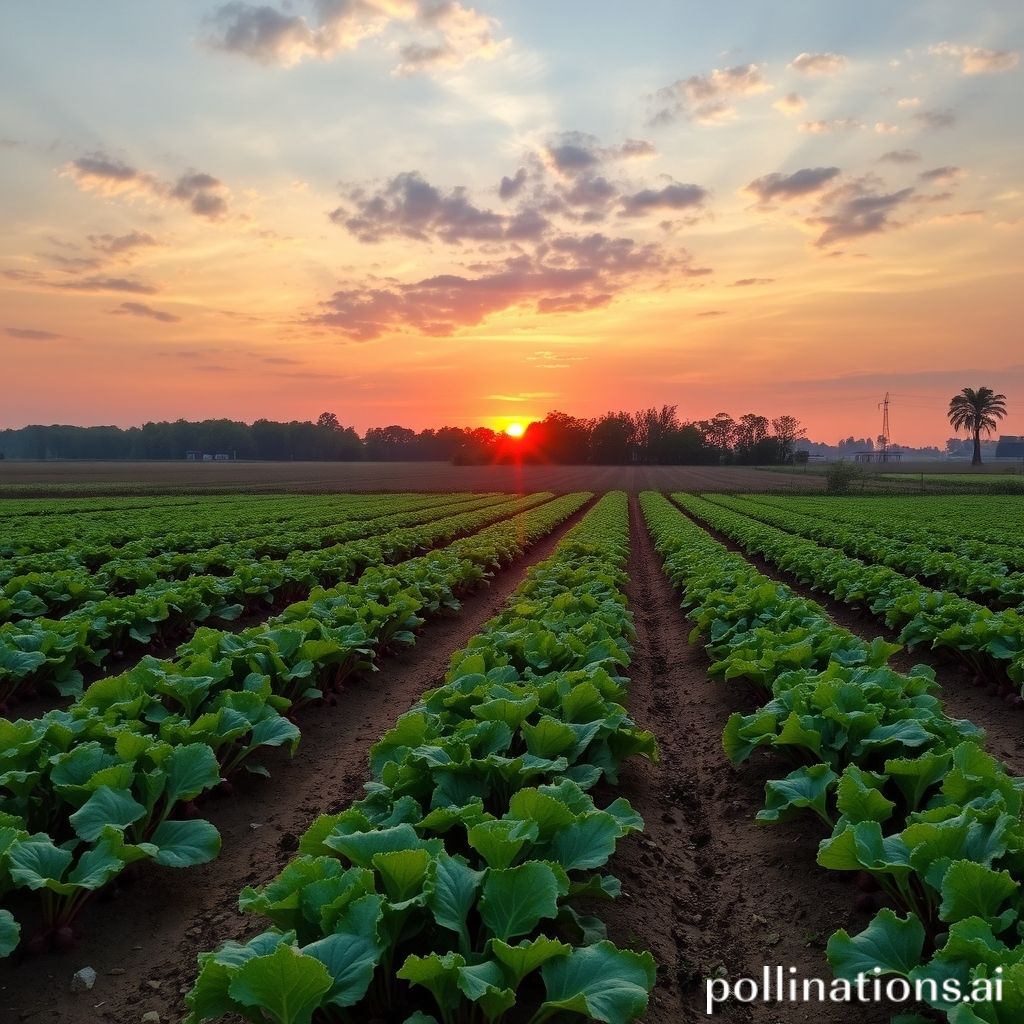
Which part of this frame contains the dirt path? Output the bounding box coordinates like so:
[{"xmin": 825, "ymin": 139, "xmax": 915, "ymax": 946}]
[
  {"xmin": 679, "ymin": 505, "xmax": 1024, "ymax": 777},
  {"xmin": 602, "ymin": 498, "xmax": 891, "ymax": 1024},
  {"xmin": 0, "ymin": 499, "xmax": 596, "ymax": 1024}
]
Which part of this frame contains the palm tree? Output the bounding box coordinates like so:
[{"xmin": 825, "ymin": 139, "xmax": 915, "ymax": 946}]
[{"xmin": 947, "ymin": 387, "xmax": 1008, "ymax": 465}]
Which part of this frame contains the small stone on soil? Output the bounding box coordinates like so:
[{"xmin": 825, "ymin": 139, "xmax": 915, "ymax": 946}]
[{"xmin": 71, "ymin": 967, "xmax": 97, "ymax": 993}]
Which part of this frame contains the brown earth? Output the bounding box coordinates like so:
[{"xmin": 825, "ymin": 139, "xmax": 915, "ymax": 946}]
[
  {"xmin": 600, "ymin": 497, "xmax": 892, "ymax": 1024},
  {"xmin": 0, "ymin": 499, "xmax": 596, "ymax": 1024},
  {"xmin": 0, "ymin": 460, "xmax": 821, "ymax": 497}
]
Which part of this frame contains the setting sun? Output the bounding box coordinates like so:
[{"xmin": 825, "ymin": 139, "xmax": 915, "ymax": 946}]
[{"xmin": 505, "ymin": 422, "xmax": 525, "ymax": 438}]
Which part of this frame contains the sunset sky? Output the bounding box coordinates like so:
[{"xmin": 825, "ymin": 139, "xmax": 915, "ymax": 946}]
[{"xmin": 2, "ymin": 1, "xmax": 1022, "ymax": 445}]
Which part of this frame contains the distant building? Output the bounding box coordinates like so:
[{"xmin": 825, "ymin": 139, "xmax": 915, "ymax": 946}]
[
  {"xmin": 185, "ymin": 450, "xmax": 235, "ymax": 461},
  {"xmin": 854, "ymin": 448, "xmax": 903, "ymax": 463},
  {"xmin": 995, "ymin": 435, "xmax": 1024, "ymax": 459}
]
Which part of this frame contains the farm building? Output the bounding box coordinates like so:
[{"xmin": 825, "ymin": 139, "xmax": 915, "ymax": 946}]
[{"xmin": 995, "ymin": 435, "xmax": 1024, "ymax": 458}]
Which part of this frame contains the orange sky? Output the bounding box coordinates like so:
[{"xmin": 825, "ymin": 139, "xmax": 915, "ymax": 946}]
[{"xmin": 2, "ymin": 2, "xmax": 1022, "ymax": 446}]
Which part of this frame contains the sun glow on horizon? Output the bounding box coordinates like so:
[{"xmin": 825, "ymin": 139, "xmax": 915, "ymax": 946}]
[{"xmin": 505, "ymin": 422, "xmax": 525, "ymax": 438}]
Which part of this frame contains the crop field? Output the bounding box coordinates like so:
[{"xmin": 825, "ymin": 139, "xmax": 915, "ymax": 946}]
[
  {"xmin": 1, "ymin": 488, "xmax": 1024, "ymax": 1024},
  {"xmin": 0, "ymin": 460, "xmax": 826, "ymax": 497}
]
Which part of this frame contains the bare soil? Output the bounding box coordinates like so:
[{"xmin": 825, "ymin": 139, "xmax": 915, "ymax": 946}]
[
  {"xmin": 0, "ymin": 460, "xmax": 821, "ymax": 497},
  {"xmin": 599, "ymin": 497, "xmax": 892, "ymax": 1023},
  {"xmin": 0, "ymin": 499, "xmax": 595, "ymax": 1024}
]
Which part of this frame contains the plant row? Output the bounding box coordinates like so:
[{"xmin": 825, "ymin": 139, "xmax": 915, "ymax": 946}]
[
  {"xmin": 642, "ymin": 491, "xmax": 1024, "ymax": 1023},
  {"xmin": 0, "ymin": 494, "xmax": 536, "ymax": 706},
  {"xmin": 704, "ymin": 495, "xmax": 1024, "ymax": 608},
  {"xmin": 0, "ymin": 493, "xmax": 499, "ymax": 622},
  {"xmin": 748, "ymin": 495, "xmax": 1024, "ymax": 572},
  {"xmin": 0, "ymin": 493, "xmax": 591, "ymax": 959},
  {"xmin": 0, "ymin": 493, "xmax": 485, "ymax": 579},
  {"xmin": 184, "ymin": 491, "xmax": 657, "ymax": 1024},
  {"xmin": 0, "ymin": 493, "xmax": 378, "ymax": 559},
  {"xmin": 676, "ymin": 494, "xmax": 1024, "ymax": 688}
]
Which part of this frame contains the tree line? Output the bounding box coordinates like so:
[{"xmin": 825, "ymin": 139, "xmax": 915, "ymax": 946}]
[{"xmin": 0, "ymin": 407, "xmax": 808, "ymax": 465}]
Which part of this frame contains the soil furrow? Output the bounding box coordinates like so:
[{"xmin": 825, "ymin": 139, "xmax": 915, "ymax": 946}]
[
  {"xmin": 0, "ymin": 496, "xmax": 596, "ymax": 1024},
  {"xmin": 604, "ymin": 497, "xmax": 890, "ymax": 1023}
]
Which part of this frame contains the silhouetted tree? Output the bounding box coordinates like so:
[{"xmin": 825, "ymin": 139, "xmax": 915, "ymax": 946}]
[
  {"xmin": 948, "ymin": 386, "xmax": 1007, "ymax": 465},
  {"xmin": 772, "ymin": 415, "xmax": 804, "ymax": 463}
]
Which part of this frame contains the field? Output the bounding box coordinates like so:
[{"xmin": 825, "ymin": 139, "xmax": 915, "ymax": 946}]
[
  {"xmin": 1, "ymin": 486, "xmax": 1024, "ymax": 1023},
  {"xmin": 0, "ymin": 460, "xmax": 828, "ymax": 496}
]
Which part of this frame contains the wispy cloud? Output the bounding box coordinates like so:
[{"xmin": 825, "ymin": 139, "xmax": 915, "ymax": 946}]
[
  {"xmin": 798, "ymin": 118, "xmax": 861, "ymax": 134},
  {"xmin": 744, "ymin": 167, "xmax": 841, "ymax": 204},
  {"xmin": 878, "ymin": 148, "xmax": 920, "ymax": 164},
  {"xmin": 205, "ymin": 0, "xmax": 505, "ymax": 76},
  {"xmin": 64, "ymin": 153, "xmax": 230, "ymax": 220},
  {"xmin": 50, "ymin": 275, "xmax": 159, "ymax": 294},
  {"xmin": 929, "ymin": 42, "xmax": 1020, "ymax": 75},
  {"xmin": 809, "ymin": 179, "xmax": 918, "ymax": 248},
  {"xmin": 772, "ymin": 92, "xmax": 805, "ymax": 116},
  {"xmin": 912, "ymin": 108, "xmax": 956, "ymax": 131},
  {"xmin": 788, "ymin": 52, "xmax": 847, "ymax": 75},
  {"xmin": 110, "ymin": 301, "xmax": 181, "ymax": 323},
  {"xmin": 6, "ymin": 326, "xmax": 63, "ymax": 340},
  {"xmin": 652, "ymin": 64, "xmax": 771, "ymax": 125}
]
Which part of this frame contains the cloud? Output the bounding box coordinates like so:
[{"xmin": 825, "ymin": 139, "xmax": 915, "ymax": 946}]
[
  {"xmin": 545, "ymin": 134, "xmax": 601, "ymax": 178},
  {"xmin": 536, "ymin": 292, "xmax": 612, "ymax": 313},
  {"xmin": 499, "ymin": 167, "xmax": 527, "ymax": 200},
  {"xmin": 44, "ymin": 253, "xmax": 103, "ymax": 273},
  {"xmin": 919, "ymin": 165, "xmax": 964, "ymax": 185},
  {"xmin": 731, "ymin": 277, "xmax": 774, "ymax": 286},
  {"xmin": 652, "ymin": 63, "xmax": 771, "ymax": 125},
  {"xmin": 65, "ymin": 153, "xmax": 230, "ymax": 220},
  {"xmin": 206, "ymin": 0, "xmax": 504, "ymax": 76},
  {"xmin": 879, "ymin": 148, "xmax": 920, "ymax": 164},
  {"xmin": 744, "ymin": 166, "xmax": 841, "ymax": 204},
  {"xmin": 809, "ymin": 180, "xmax": 917, "ymax": 247},
  {"xmin": 110, "ymin": 301, "xmax": 181, "ymax": 323},
  {"xmin": 562, "ymin": 175, "xmax": 617, "ymax": 209},
  {"xmin": 874, "ymin": 122, "xmax": 900, "ymax": 134},
  {"xmin": 393, "ymin": 2, "xmax": 503, "ymax": 75},
  {"xmin": 486, "ymin": 391, "xmax": 559, "ymax": 401},
  {"xmin": 788, "ymin": 52, "xmax": 847, "ymax": 75},
  {"xmin": 607, "ymin": 138, "xmax": 657, "ymax": 161},
  {"xmin": 88, "ymin": 231, "xmax": 161, "ymax": 256},
  {"xmin": 929, "ymin": 42, "xmax": 1020, "ymax": 75},
  {"xmin": 336, "ymin": 138, "xmax": 691, "ymax": 244},
  {"xmin": 50, "ymin": 275, "xmax": 159, "ymax": 294},
  {"xmin": 697, "ymin": 310, "xmax": 726, "ymax": 317},
  {"xmin": 332, "ymin": 170, "xmax": 509, "ymax": 243},
  {"xmin": 772, "ymin": 92, "xmax": 805, "ymax": 116},
  {"xmin": 798, "ymin": 118, "xmax": 861, "ymax": 133},
  {"xmin": 542, "ymin": 132, "xmax": 654, "ymax": 179},
  {"xmin": 312, "ymin": 231, "xmax": 710, "ymax": 339},
  {"xmin": 170, "ymin": 171, "xmax": 230, "ymax": 219},
  {"xmin": 206, "ymin": 1, "xmax": 387, "ymax": 65},
  {"xmin": 6, "ymin": 327, "xmax": 63, "ymax": 340},
  {"xmin": 897, "ymin": 97, "xmax": 920, "ymax": 109},
  {"xmin": 913, "ymin": 108, "xmax": 956, "ymax": 130},
  {"xmin": 617, "ymin": 182, "xmax": 707, "ymax": 217},
  {"xmin": 65, "ymin": 154, "xmax": 155, "ymax": 196}
]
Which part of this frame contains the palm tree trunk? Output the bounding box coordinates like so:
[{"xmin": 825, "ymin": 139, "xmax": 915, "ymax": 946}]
[{"xmin": 972, "ymin": 429, "xmax": 982, "ymax": 465}]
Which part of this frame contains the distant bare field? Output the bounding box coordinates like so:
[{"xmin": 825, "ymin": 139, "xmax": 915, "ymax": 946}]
[{"xmin": 0, "ymin": 460, "xmax": 820, "ymax": 495}]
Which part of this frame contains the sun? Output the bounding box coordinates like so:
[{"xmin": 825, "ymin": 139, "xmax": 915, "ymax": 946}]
[{"xmin": 505, "ymin": 422, "xmax": 525, "ymax": 438}]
